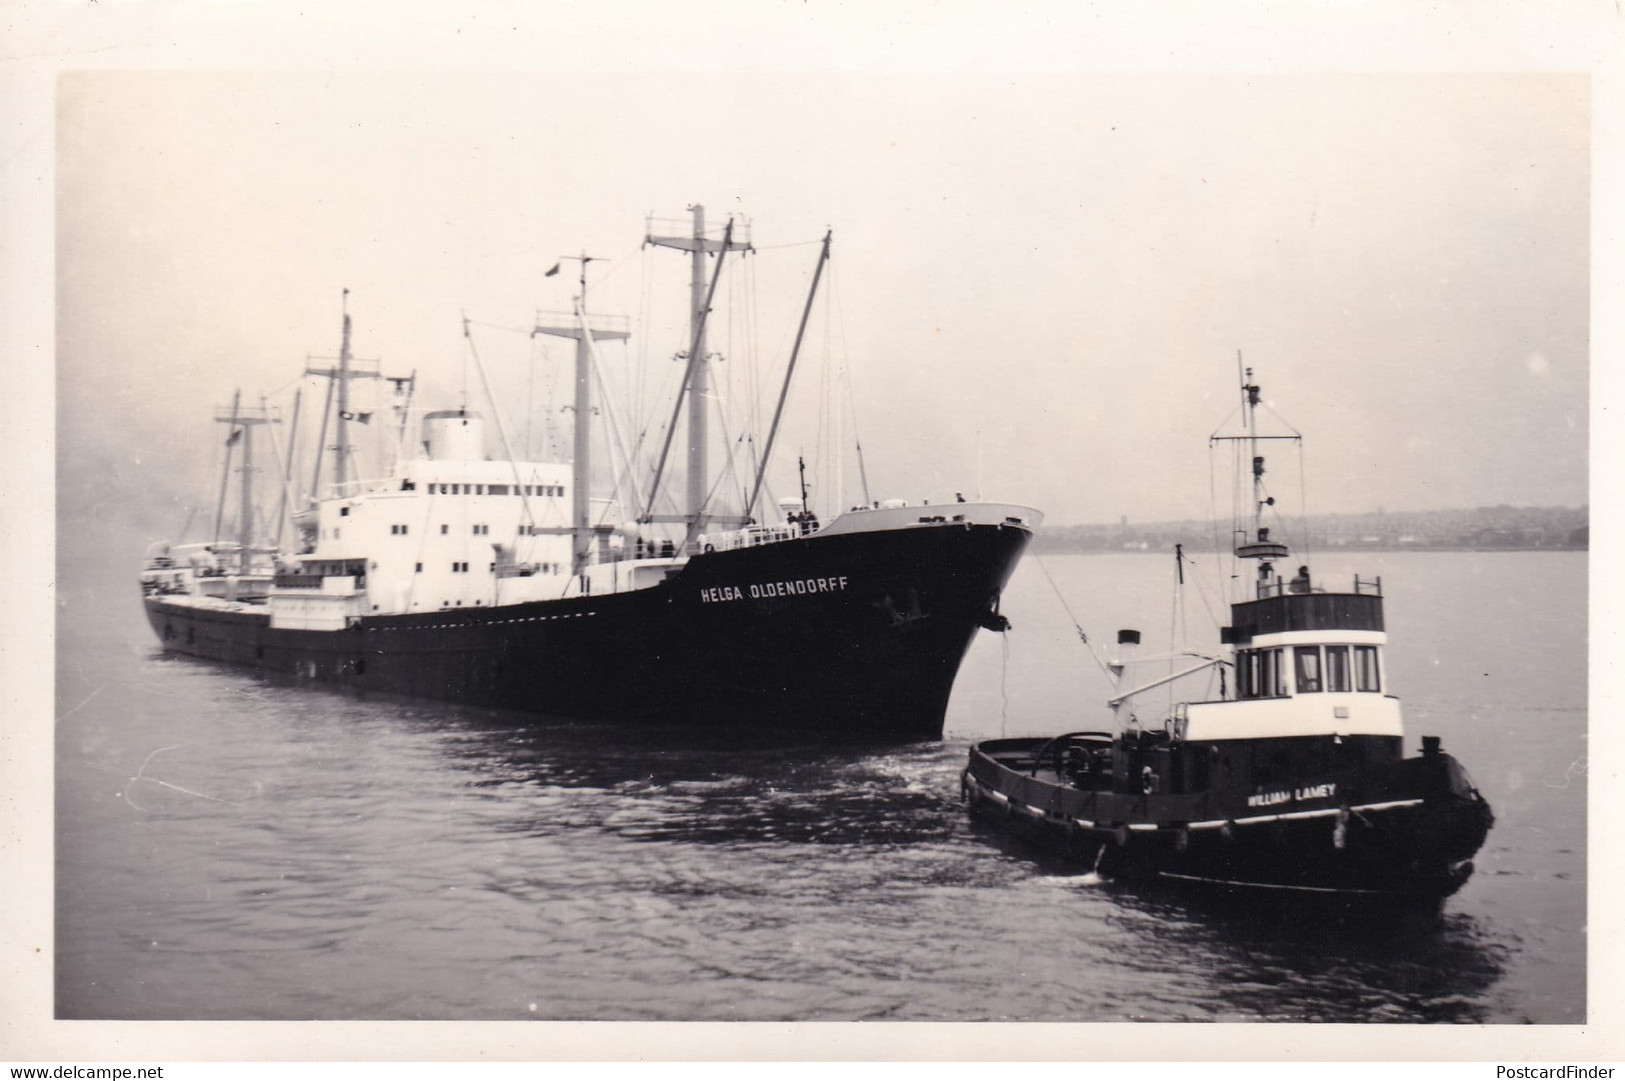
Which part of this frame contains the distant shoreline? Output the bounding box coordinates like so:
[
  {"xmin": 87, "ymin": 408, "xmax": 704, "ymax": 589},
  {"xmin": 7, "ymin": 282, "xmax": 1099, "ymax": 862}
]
[
  {"xmin": 1031, "ymin": 543, "xmax": 1586, "ymax": 555},
  {"xmin": 1031, "ymin": 505, "xmax": 1587, "ymax": 557}
]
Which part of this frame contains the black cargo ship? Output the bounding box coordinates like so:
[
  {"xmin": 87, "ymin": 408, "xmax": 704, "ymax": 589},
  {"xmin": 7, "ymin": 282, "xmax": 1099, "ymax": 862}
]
[{"xmin": 141, "ymin": 208, "xmax": 1040, "ymax": 741}]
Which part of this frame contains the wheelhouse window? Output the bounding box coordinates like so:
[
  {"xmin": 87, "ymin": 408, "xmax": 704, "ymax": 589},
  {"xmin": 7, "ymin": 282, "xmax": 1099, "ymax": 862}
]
[
  {"xmin": 1325, "ymin": 645, "xmax": 1351, "ymax": 692},
  {"xmin": 1264, "ymin": 648, "xmax": 1284, "ymax": 696},
  {"xmin": 1294, "ymin": 646, "xmax": 1323, "ymax": 693},
  {"xmin": 1355, "ymin": 645, "xmax": 1382, "ymax": 692},
  {"xmin": 1237, "ymin": 647, "xmax": 1286, "ymax": 698}
]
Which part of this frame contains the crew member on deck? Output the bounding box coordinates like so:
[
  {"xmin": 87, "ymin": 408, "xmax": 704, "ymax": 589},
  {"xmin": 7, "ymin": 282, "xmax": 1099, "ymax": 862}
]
[{"xmin": 1289, "ymin": 565, "xmax": 1311, "ymax": 594}]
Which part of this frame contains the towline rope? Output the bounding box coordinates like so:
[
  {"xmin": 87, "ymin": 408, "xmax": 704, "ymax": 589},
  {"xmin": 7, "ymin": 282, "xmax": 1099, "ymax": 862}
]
[{"xmin": 1033, "ymin": 552, "xmax": 1090, "ymax": 650}]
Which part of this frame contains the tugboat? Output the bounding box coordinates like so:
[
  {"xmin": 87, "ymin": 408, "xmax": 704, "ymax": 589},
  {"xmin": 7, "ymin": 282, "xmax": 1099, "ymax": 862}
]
[
  {"xmin": 962, "ymin": 366, "xmax": 1493, "ymax": 903},
  {"xmin": 141, "ymin": 208, "xmax": 1040, "ymax": 742}
]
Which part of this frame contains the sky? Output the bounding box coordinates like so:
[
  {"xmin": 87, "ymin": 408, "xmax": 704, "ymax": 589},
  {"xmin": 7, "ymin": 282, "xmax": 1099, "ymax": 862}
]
[{"xmin": 52, "ymin": 68, "xmax": 1588, "ymax": 536}]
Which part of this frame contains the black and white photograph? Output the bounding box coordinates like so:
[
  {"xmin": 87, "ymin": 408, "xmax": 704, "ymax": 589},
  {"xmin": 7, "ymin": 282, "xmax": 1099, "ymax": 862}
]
[{"xmin": 3, "ymin": 0, "xmax": 1617, "ymax": 1066}]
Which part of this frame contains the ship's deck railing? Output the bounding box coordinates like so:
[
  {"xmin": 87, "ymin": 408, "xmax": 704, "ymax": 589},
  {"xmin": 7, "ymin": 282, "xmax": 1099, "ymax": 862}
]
[
  {"xmin": 272, "ymin": 573, "xmax": 324, "ymax": 589},
  {"xmin": 320, "ymin": 476, "xmax": 394, "ymax": 500},
  {"xmin": 598, "ymin": 540, "xmax": 681, "ymax": 564},
  {"xmin": 1256, "ymin": 573, "xmax": 1382, "ymax": 599},
  {"xmin": 703, "ymin": 525, "xmax": 796, "ymax": 552},
  {"xmin": 696, "ymin": 519, "xmax": 818, "ymax": 553}
]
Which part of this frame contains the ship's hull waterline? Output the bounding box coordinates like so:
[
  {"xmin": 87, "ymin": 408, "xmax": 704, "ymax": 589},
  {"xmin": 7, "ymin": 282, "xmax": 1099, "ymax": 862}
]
[
  {"xmin": 145, "ymin": 520, "xmax": 1033, "ymax": 741},
  {"xmin": 963, "ymin": 738, "xmax": 1494, "ymax": 903}
]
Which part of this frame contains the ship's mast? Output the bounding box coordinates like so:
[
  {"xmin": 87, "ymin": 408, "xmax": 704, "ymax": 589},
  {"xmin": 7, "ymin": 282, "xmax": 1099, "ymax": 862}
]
[
  {"xmin": 273, "ymin": 387, "xmax": 301, "ymax": 548},
  {"xmin": 1243, "ymin": 360, "xmax": 1267, "ymax": 548},
  {"xmin": 686, "ymin": 207, "xmax": 708, "ymax": 520},
  {"xmin": 645, "ymin": 205, "xmax": 753, "ymax": 533},
  {"xmin": 336, "ymin": 296, "xmax": 353, "ymax": 488},
  {"xmin": 213, "ymin": 389, "xmax": 241, "ymax": 547},
  {"xmin": 304, "ymin": 291, "xmax": 382, "ymax": 500},
  {"xmin": 239, "ymin": 407, "xmax": 255, "ymax": 570},
  {"xmin": 214, "ymin": 393, "xmax": 274, "ymax": 574},
  {"xmin": 533, "ymin": 255, "xmax": 630, "ymax": 574},
  {"xmin": 1212, "ymin": 354, "xmax": 1295, "ymax": 597}
]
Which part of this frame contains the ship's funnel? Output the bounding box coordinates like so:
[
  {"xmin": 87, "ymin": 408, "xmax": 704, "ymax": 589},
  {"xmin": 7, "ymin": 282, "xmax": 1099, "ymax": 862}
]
[
  {"xmin": 1109, "ymin": 628, "xmax": 1141, "ymax": 678},
  {"xmin": 421, "ymin": 410, "xmax": 486, "ymax": 461}
]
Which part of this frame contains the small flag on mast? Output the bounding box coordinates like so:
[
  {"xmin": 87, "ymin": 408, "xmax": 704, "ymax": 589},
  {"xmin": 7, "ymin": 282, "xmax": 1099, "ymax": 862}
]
[
  {"xmin": 225, "ymin": 428, "xmax": 242, "ymax": 447},
  {"xmin": 544, "ymin": 262, "xmax": 561, "ymax": 277}
]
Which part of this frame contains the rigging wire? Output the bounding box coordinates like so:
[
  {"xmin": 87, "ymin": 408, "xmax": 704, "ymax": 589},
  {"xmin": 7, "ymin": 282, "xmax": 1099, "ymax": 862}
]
[
  {"xmin": 746, "ymin": 250, "xmax": 763, "ymax": 451},
  {"xmin": 830, "ymin": 260, "xmax": 873, "ymax": 508},
  {"xmin": 825, "ymin": 258, "xmax": 840, "ymax": 512},
  {"xmin": 999, "ymin": 631, "xmax": 1011, "ymax": 738},
  {"xmin": 1176, "ymin": 551, "xmax": 1225, "ymax": 636},
  {"xmin": 464, "ymin": 317, "xmax": 540, "ymax": 337},
  {"xmin": 710, "ymin": 397, "xmax": 746, "ymax": 521},
  {"xmin": 636, "ymin": 242, "xmax": 653, "ymax": 430},
  {"xmin": 588, "ymin": 331, "xmax": 648, "ymax": 528},
  {"xmin": 523, "ymin": 333, "xmax": 540, "ymax": 461},
  {"xmin": 462, "ymin": 319, "xmax": 539, "ymax": 535},
  {"xmin": 1297, "ymin": 436, "xmax": 1313, "ymax": 571},
  {"xmin": 260, "ymin": 392, "xmax": 299, "ymax": 549},
  {"xmin": 750, "ymin": 238, "xmax": 827, "ymax": 251},
  {"xmin": 1207, "ymin": 436, "xmax": 1231, "ymax": 606},
  {"xmin": 814, "ymin": 284, "xmax": 831, "ymax": 517},
  {"xmin": 264, "ymin": 375, "xmax": 304, "ymax": 401},
  {"xmin": 1029, "ymin": 553, "xmax": 1124, "ymax": 692}
]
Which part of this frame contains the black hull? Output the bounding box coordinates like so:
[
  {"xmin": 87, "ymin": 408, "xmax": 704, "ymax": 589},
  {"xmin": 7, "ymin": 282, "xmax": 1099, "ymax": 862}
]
[
  {"xmin": 144, "ymin": 521, "xmax": 1032, "ymax": 742},
  {"xmin": 963, "ymin": 739, "xmax": 1493, "ymax": 903}
]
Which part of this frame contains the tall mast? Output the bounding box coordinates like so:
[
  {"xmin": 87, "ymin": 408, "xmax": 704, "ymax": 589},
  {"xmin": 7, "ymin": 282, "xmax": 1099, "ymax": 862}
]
[
  {"xmin": 1244, "ymin": 359, "xmax": 1265, "ymax": 543},
  {"xmin": 270, "ymin": 388, "xmax": 301, "ymax": 549},
  {"xmin": 214, "ymin": 394, "xmax": 273, "ymax": 574},
  {"xmin": 304, "ymin": 291, "xmax": 381, "ymax": 500},
  {"xmin": 686, "ymin": 207, "xmax": 708, "ymax": 520},
  {"xmin": 388, "ymin": 371, "xmax": 417, "ymax": 472},
  {"xmin": 572, "ymin": 256, "xmax": 598, "ymax": 570},
  {"xmin": 335, "ymin": 291, "xmax": 353, "ymax": 489},
  {"xmin": 213, "ymin": 389, "xmax": 241, "ymax": 546},
  {"xmin": 645, "ymin": 205, "xmax": 753, "ymax": 531},
  {"xmin": 1212, "ymin": 354, "xmax": 1297, "ymax": 596},
  {"xmin": 239, "ymin": 407, "xmax": 255, "ymax": 573},
  {"xmin": 533, "ymin": 254, "xmax": 630, "ymax": 575}
]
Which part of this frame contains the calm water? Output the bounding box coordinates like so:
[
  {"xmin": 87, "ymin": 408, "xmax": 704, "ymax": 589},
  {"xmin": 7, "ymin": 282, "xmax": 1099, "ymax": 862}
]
[{"xmin": 54, "ymin": 549, "xmax": 1586, "ymax": 1022}]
